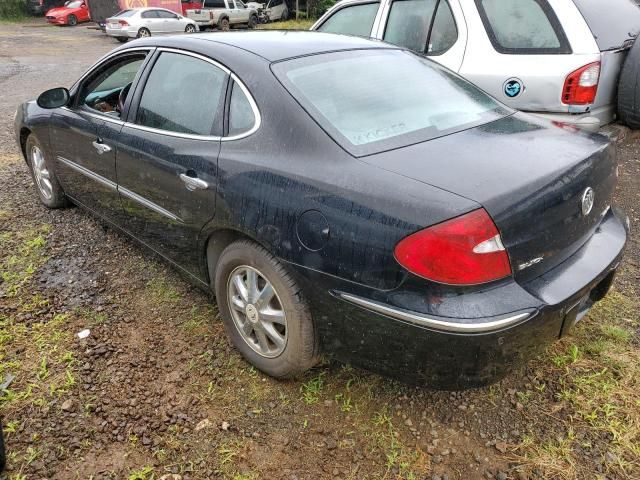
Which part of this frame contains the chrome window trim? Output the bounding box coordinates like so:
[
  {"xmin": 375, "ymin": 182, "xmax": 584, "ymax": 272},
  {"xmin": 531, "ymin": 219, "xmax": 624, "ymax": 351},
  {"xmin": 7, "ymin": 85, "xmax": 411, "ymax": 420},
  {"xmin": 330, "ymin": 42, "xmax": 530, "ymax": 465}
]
[
  {"xmin": 338, "ymin": 292, "xmax": 533, "ymax": 333},
  {"xmin": 119, "ymin": 186, "xmax": 183, "ymax": 222},
  {"xmin": 60, "ymin": 106, "xmax": 126, "ymax": 126},
  {"xmin": 56, "ymin": 156, "xmax": 117, "ymax": 191},
  {"xmin": 127, "ymin": 47, "xmax": 261, "ymax": 141}
]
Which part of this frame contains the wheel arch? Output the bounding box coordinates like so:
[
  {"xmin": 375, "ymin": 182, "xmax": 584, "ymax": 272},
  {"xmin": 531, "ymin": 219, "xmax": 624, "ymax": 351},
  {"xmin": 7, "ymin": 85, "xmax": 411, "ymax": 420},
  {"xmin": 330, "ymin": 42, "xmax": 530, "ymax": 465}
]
[
  {"xmin": 205, "ymin": 228, "xmax": 265, "ymax": 289},
  {"xmin": 19, "ymin": 127, "xmax": 33, "ymax": 163}
]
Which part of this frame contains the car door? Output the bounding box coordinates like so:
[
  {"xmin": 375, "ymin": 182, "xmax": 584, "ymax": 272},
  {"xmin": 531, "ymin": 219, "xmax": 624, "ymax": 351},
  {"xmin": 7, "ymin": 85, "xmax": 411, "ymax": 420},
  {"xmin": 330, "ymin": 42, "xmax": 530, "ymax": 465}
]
[
  {"xmin": 156, "ymin": 9, "xmax": 183, "ymax": 32},
  {"xmin": 140, "ymin": 9, "xmax": 163, "ymax": 34},
  {"xmin": 115, "ymin": 49, "xmax": 227, "ymax": 274},
  {"xmin": 48, "ymin": 50, "xmax": 151, "ymax": 222},
  {"xmin": 376, "ymin": 0, "xmax": 466, "ymax": 72},
  {"xmin": 228, "ymin": 0, "xmax": 244, "ymax": 23}
]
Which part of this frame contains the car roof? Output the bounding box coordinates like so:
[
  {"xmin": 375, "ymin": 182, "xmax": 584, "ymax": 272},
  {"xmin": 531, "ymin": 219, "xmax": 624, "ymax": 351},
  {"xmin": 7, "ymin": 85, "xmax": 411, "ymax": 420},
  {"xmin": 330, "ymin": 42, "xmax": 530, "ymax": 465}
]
[{"xmin": 134, "ymin": 31, "xmax": 392, "ymax": 62}]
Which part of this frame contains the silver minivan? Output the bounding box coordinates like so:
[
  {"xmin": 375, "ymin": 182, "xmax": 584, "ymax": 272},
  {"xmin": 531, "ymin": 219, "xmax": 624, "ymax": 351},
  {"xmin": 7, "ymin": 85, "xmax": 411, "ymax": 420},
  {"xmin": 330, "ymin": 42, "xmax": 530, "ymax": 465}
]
[{"xmin": 312, "ymin": 0, "xmax": 640, "ymax": 130}]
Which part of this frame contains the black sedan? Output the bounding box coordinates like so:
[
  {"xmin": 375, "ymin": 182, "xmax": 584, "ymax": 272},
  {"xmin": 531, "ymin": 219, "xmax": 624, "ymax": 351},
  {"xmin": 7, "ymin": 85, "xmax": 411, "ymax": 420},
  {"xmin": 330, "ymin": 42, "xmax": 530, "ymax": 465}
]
[{"xmin": 15, "ymin": 32, "xmax": 628, "ymax": 388}]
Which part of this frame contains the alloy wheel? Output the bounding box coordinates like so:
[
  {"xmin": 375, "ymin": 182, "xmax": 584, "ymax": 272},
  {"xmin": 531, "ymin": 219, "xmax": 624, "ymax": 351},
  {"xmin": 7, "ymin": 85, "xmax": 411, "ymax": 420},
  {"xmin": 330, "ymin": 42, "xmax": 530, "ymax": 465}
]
[
  {"xmin": 30, "ymin": 145, "xmax": 53, "ymax": 201},
  {"xmin": 138, "ymin": 28, "xmax": 150, "ymax": 37},
  {"xmin": 186, "ymin": 24, "xmax": 196, "ymax": 33},
  {"xmin": 227, "ymin": 265, "xmax": 287, "ymax": 358}
]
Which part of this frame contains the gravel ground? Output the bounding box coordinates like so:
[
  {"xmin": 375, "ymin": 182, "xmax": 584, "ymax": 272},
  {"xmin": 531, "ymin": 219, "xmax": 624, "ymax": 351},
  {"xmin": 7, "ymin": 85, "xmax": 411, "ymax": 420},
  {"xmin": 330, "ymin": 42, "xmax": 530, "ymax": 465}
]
[{"xmin": 0, "ymin": 20, "xmax": 639, "ymax": 480}]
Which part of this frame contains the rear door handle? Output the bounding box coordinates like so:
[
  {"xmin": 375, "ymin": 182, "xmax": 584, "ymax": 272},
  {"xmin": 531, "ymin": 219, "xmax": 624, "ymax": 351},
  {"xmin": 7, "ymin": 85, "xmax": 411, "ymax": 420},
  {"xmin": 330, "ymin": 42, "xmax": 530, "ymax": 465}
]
[
  {"xmin": 180, "ymin": 173, "xmax": 209, "ymax": 191},
  {"xmin": 92, "ymin": 140, "xmax": 112, "ymax": 155}
]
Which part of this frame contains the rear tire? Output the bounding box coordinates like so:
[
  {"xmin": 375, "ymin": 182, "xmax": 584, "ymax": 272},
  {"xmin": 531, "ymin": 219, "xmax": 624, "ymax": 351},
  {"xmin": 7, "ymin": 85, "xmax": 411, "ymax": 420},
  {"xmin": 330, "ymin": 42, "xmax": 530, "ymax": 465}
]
[
  {"xmin": 116, "ymin": 36, "xmax": 128, "ymax": 43},
  {"xmin": 214, "ymin": 240, "xmax": 318, "ymax": 378},
  {"xmin": 25, "ymin": 134, "xmax": 69, "ymax": 209},
  {"xmin": 218, "ymin": 17, "xmax": 230, "ymax": 31},
  {"xmin": 618, "ymin": 38, "xmax": 640, "ymax": 129},
  {"xmin": 67, "ymin": 14, "xmax": 77, "ymax": 26},
  {"xmin": 136, "ymin": 27, "xmax": 151, "ymax": 38}
]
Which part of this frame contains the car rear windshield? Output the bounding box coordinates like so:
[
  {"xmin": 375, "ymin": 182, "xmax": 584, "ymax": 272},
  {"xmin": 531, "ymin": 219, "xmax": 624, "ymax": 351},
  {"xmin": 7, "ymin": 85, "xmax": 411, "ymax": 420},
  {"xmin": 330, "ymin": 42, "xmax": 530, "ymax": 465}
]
[
  {"xmin": 272, "ymin": 49, "xmax": 510, "ymax": 157},
  {"xmin": 114, "ymin": 9, "xmax": 135, "ymax": 17},
  {"xmin": 573, "ymin": 0, "xmax": 640, "ymax": 50}
]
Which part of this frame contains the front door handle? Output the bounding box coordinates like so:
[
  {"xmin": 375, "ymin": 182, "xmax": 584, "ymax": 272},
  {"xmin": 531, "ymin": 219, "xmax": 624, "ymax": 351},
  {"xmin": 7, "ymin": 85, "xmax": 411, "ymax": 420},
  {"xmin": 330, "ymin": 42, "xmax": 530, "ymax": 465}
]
[
  {"xmin": 180, "ymin": 173, "xmax": 209, "ymax": 191},
  {"xmin": 92, "ymin": 140, "xmax": 112, "ymax": 155}
]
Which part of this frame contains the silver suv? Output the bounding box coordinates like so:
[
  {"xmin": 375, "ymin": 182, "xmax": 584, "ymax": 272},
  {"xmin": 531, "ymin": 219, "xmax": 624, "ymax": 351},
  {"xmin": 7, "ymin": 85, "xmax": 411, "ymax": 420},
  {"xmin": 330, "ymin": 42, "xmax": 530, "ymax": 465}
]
[{"xmin": 312, "ymin": 0, "xmax": 640, "ymax": 131}]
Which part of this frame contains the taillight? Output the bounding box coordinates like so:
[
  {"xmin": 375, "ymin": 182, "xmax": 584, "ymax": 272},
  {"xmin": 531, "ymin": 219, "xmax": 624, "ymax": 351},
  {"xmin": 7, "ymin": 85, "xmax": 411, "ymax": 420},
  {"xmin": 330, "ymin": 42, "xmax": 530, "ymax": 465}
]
[
  {"xmin": 394, "ymin": 209, "xmax": 511, "ymax": 285},
  {"xmin": 118, "ymin": 19, "xmax": 129, "ymax": 26},
  {"xmin": 562, "ymin": 62, "xmax": 600, "ymax": 105}
]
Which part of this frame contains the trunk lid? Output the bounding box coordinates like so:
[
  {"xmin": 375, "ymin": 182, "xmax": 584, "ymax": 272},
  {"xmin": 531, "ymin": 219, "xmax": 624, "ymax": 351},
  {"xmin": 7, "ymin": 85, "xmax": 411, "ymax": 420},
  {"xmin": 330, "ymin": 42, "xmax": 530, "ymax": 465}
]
[{"xmin": 361, "ymin": 113, "xmax": 617, "ymax": 283}]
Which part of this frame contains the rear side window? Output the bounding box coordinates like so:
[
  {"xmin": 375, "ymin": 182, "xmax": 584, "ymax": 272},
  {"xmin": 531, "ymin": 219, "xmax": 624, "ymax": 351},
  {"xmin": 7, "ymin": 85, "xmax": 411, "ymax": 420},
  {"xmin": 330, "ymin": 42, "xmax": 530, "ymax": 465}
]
[
  {"xmin": 141, "ymin": 10, "xmax": 158, "ymax": 18},
  {"xmin": 573, "ymin": 0, "xmax": 640, "ymax": 51},
  {"xmin": 228, "ymin": 82, "xmax": 256, "ymax": 137},
  {"xmin": 476, "ymin": 0, "xmax": 571, "ymax": 54},
  {"xmin": 316, "ymin": 2, "xmax": 379, "ymax": 38},
  {"xmin": 204, "ymin": 0, "xmax": 226, "ymax": 8},
  {"xmin": 137, "ymin": 52, "xmax": 227, "ymax": 136},
  {"xmin": 273, "ymin": 49, "xmax": 509, "ymax": 157},
  {"xmin": 384, "ymin": 0, "xmax": 457, "ymax": 55}
]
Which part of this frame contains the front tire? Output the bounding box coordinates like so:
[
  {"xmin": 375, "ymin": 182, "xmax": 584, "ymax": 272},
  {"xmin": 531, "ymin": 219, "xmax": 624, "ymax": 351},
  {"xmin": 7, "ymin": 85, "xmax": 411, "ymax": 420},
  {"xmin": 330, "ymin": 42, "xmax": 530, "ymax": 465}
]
[
  {"xmin": 67, "ymin": 14, "xmax": 77, "ymax": 26},
  {"xmin": 137, "ymin": 27, "xmax": 151, "ymax": 38},
  {"xmin": 185, "ymin": 23, "xmax": 196, "ymax": 33},
  {"xmin": 116, "ymin": 36, "xmax": 128, "ymax": 43},
  {"xmin": 214, "ymin": 240, "xmax": 318, "ymax": 378},
  {"xmin": 281, "ymin": 9, "xmax": 288, "ymax": 20},
  {"xmin": 26, "ymin": 134, "xmax": 69, "ymax": 209},
  {"xmin": 248, "ymin": 14, "xmax": 257, "ymax": 29}
]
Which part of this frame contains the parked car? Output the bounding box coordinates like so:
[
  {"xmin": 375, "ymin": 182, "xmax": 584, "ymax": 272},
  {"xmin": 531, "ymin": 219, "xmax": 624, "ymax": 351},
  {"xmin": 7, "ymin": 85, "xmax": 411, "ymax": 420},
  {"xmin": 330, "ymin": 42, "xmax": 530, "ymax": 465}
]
[
  {"xmin": 88, "ymin": 0, "xmax": 184, "ymax": 30},
  {"xmin": 27, "ymin": 0, "xmax": 68, "ymax": 15},
  {"xmin": 15, "ymin": 32, "xmax": 628, "ymax": 387},
  {"xmin": 45, "ymin": 0, "xmax": 91, "ymax": 26},
  {"xmin": 312, "ymin": 0, "xmax": 640, "ymax": 131},
  {"xmin": 105, "ymin": 8, "xmax": 198, "ymax": 42},
  {"xmin": 185, "ymin": 0, "xmax": 258, "ymax": 31},
  {"xmin": 246, "ymin": 0, "xmax": 288, "ymax": 22}
]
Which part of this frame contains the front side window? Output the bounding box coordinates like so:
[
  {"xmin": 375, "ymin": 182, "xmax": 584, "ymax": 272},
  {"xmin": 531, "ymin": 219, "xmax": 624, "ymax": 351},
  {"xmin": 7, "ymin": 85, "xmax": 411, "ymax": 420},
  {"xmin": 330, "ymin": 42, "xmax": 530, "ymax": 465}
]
[
  {"xmin": 273, "ymin": 49, "xmax": 509, "ymax": 156},
  {"xmin": 136, "ymin": 52, "xmax": 227, "ymax": 136},
  {"xmin": 156, "ymin": 9, "xmax": 178, "ymax": 18},
  {"xmin": 316, "ymin": 2, "xmax": 379, "ymax": 38},
  {"xmin": 384, "ymin": 0, "xmax": 457, "ymax": 55},
  {"xmin": 228, "ymin": 82, "xmax": 256, "ymax": 136},
  {"xmin": 475, "ymin": 0, "xmax": 571, "ymax": 54},
  {"xmin": 79, "ymin": 54, "xmax": 146, "ymax": 117}
]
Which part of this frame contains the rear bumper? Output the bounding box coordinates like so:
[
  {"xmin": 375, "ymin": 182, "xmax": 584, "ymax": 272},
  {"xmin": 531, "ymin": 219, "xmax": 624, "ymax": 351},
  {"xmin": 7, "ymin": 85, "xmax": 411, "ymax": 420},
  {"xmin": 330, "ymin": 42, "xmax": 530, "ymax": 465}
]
[
  {"xmin": 531, "ymin": 104, "xmax": 617, "ymax": 132},
  {"xmin": 292, "ymin": 208, "xmax": 629, "ymax": 389},
  {"xmin": 105, "ymin": 26, "xmax": 137, "ymax": 38}
]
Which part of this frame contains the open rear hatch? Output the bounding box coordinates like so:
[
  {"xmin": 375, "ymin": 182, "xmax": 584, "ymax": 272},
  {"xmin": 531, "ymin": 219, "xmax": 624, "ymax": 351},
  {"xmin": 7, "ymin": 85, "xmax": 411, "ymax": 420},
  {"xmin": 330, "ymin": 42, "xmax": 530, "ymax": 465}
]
[{"xmin": 362, "ymin": 114, "xmax": 618, "ymax": 283}]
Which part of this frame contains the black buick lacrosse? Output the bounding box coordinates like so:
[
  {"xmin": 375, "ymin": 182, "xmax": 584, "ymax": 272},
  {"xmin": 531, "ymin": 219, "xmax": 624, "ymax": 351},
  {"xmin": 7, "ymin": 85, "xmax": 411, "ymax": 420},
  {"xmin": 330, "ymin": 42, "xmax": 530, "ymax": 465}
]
[{"xmin": 15, "ymin": 32, "xmax": 628, "ymax": 387}]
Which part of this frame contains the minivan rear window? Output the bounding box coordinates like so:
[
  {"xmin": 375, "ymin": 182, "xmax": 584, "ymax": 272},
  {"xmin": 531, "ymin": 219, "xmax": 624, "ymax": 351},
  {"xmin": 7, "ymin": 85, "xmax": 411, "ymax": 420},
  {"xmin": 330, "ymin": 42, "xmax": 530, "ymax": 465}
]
[
  {"xmin": 573, "ymin": 0, "xmax": 640, "ymax": 51},
  {"xmin": 273, "ymin": 49, "xmax": 510, "ymax": 157}
]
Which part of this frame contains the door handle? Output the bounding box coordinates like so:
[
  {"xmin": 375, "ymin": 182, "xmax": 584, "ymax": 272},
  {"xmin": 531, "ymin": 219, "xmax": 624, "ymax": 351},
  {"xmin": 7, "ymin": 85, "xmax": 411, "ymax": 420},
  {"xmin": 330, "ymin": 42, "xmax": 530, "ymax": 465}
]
[
  {"xmin": 92, "ymin": 140, "xmax": 112, "ymax": 155},
  {"xmin": 180, "ymin": 173, "xmax": 209, "ymax": 191}
]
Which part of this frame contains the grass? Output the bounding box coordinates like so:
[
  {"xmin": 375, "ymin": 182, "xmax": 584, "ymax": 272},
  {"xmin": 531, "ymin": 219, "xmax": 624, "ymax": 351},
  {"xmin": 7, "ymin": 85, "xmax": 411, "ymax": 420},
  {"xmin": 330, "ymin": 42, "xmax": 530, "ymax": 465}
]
[
  {"xmin": 514, "ymin": 291, "xmax": 640, "ymax": 478},
  {"xmin": 258, "ymin": 19, "xmax": 315, "ymax": 30},
  {"xmin": 0, "ymin": 0, "xmax": 28, "ymax": 21}
]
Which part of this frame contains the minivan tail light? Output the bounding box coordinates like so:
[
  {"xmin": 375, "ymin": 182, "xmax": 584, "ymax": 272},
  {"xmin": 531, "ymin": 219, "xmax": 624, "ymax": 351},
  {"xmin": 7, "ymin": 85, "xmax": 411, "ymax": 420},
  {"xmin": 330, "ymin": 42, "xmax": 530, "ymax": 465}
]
[
  {"xmin": 562, "ymin": 62, "xmax": 600, "ymax": 105},
  {"xmin": 394, "ymin": 209, "xmax": 512, "ymax": 285}
]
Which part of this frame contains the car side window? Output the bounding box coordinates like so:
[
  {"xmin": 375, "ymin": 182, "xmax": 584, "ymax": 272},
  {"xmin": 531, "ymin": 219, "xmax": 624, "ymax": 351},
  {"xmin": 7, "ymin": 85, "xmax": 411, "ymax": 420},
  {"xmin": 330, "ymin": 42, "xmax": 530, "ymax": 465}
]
[
  {"xmin": 156, "ymin": 9, "xmax": 178, "ymax": 18},
  {"xmin": 136, "ymin": 52, "xmax": 227, "ymax": 136},
  {"xmin": 384, "ymin": 0, "xmax": 457, "ymax": 55},
  {"xmin": 78, "ymin": 54, "xmax": 146, "ymax": 118},
  {"xmin": 228, "ymin": 81, "xmax": 256, "ymax": 136},
  {"xmin": 141, "ymin": 10, "xmax": 157, "ymax": 18},
  {"xmin": 316, "ymin": 2, "xmax": 379, "ymax": 38},
  {"xmin": 475, "ymin": 0, "xmax": 571, "ymax": 54}
]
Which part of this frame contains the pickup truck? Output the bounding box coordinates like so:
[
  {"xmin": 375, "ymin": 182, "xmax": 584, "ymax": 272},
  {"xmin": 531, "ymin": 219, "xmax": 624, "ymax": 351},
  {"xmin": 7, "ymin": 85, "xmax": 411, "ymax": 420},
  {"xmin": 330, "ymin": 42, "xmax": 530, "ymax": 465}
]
[{"xmin": 186, "ymin": 0, "xmax": 258, "ymax": 30}]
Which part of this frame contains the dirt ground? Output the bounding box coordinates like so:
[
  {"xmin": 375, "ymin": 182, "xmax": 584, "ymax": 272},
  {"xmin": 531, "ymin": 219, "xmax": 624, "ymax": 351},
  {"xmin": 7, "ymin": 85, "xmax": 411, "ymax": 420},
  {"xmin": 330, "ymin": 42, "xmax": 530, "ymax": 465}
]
[{"xmin": 0, "ymin": 20, "xmax": 639, "ymax": 480}]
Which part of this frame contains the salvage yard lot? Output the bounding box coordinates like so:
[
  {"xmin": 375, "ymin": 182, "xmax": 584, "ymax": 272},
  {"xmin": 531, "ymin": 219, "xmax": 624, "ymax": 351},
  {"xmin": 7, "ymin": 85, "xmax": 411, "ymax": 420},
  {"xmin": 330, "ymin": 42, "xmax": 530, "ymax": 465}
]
[{"xmin": 0, "ymin": 21, "xmax": 639, "ymax": 480}]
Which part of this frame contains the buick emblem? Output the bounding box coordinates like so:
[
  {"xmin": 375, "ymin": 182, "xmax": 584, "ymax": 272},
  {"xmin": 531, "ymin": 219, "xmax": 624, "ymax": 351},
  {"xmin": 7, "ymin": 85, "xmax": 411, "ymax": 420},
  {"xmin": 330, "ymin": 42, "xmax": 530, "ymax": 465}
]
[{"xmin": 581, "ymin": 187, "xmax": 595, "ymax": 216}]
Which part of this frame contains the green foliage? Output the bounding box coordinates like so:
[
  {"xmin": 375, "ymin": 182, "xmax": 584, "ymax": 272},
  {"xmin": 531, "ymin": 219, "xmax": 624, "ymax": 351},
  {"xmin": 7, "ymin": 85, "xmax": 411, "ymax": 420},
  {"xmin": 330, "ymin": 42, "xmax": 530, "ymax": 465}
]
[{"xmin": 0, "ymin": 0, "xmax": 28, "ymax": 20}]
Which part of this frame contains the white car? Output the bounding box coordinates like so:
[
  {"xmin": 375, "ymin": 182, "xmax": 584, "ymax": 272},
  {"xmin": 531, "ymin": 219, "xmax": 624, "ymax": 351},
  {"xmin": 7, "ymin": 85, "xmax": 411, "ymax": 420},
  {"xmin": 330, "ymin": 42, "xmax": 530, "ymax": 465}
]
[
  {"xmin": 312, "ymin": 0, "xmax": 640, "ymax": 131},
  {"xmin": 246, "ymin": 0, "xmax": 289, "ymax": 22},
  {"xmin": 105, "ymin": 7, "xmax": 199, "ymax": 43}
]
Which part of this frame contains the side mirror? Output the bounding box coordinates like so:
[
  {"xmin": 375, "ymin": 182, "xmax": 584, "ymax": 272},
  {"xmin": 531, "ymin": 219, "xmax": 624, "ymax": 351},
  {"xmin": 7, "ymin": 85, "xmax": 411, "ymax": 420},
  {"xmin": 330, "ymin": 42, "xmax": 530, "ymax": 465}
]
[{"xmin": 37, "ymin": 87, "xmax": 70, "ymax": 109}]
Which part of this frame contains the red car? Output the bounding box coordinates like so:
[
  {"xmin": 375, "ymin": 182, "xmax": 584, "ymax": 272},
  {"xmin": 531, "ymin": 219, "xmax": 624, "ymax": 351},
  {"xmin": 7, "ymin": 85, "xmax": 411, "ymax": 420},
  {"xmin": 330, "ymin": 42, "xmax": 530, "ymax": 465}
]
[{"xmin": 45, "ymin": 0, "xmax": 91, "ymax": 26}]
